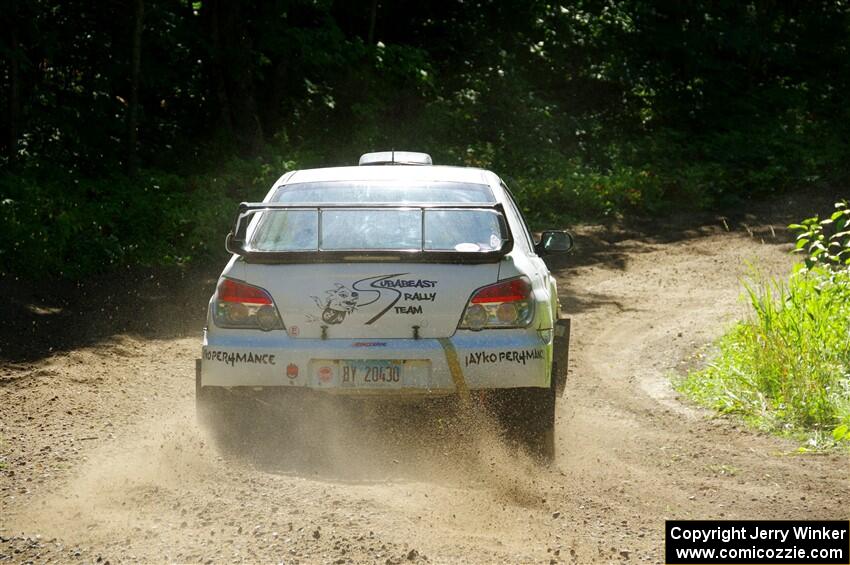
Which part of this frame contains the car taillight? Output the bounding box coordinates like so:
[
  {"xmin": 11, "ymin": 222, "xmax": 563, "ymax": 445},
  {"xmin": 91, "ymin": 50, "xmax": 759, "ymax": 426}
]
[
  {"xmin": 459, "ymin": 276, "xmax": 534, "ymax": 330},
  {"xmin": 213, "ymin": 278, "xmax": 284, "ymax": 331}
]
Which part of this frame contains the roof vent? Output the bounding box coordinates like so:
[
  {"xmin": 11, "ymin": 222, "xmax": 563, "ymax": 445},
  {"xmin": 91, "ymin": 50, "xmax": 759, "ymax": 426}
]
[{"xmin": 359, "ymin": 151, "xmax": 432, "ymax": 166}]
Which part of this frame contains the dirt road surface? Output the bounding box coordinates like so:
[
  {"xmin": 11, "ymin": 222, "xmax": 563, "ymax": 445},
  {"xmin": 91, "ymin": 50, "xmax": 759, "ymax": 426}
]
[{"xmin": 2, "ymin": 202, "xmax": 848, "ymax": 564}]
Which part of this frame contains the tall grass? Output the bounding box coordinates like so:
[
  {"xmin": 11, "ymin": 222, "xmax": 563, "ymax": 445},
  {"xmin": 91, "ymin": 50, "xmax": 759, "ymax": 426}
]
[{"xmin": 678, "ymin": 202, "xmax": 850, "ymax": 447}]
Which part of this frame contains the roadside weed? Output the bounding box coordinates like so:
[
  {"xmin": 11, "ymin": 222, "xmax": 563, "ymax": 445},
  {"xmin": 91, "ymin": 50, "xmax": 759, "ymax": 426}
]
[
  {"xmin": 789, "ymin": 200, "xmax": 850, "ymax": 270},
  {"xmin": 677, "ymin": 201, "xmax": 850, "ymax": 449}
]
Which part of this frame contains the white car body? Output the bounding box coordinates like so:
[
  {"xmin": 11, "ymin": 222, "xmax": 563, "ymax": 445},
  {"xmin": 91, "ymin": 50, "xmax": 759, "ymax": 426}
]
[{"xmin": 198, "ymin": 156, "xmax": 569, "ymax": 399}]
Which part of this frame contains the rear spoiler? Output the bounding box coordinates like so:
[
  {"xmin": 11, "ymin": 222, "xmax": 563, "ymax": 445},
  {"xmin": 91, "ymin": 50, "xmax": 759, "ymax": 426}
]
[{"xmin": 225, "ymin": 202, "xmax": 514, "ymax": 264}]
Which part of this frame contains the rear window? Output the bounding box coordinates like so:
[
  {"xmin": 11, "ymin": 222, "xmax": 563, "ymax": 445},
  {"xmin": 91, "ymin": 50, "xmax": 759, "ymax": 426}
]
[
  {"xmin": 245, "ymin": 208, "xmax": 506, "ymax": 253},
  {"xmin": 272, "ymin": 181, "xmax": 495, "ymax": 204}
]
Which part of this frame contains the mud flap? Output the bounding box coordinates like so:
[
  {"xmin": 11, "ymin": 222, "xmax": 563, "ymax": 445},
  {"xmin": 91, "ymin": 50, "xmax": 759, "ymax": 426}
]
[
  {"xmin": 553, "ymin": 317, "xmax": 570, "ymax": 396},
  {"xmin": 195, "ymin": 358, "xmax": 202, "ymax": 416},
  {"xmin": 437, "ymin": 338, "xmax": 471, "ymax": 407}
]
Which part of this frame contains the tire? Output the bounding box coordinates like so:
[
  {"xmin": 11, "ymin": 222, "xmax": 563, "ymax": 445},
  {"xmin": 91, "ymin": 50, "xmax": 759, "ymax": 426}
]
[
  {"xmin": 195, "ymin": 358, "xmax": 263, "ymax": 453},
  {"xmin": 196, "ymin": 386, "xmax": 334, "ymax": 459},
  {"xmin": 491, "ymin": 386, "xmax": 556, "ymax": 463},
  {"xmin": 196, "ymin": 386, "xmax": 246, "ymax": 453},
  {"xmin": 553, "ymin": 317, "xmax": 571, "ymax": 396}
]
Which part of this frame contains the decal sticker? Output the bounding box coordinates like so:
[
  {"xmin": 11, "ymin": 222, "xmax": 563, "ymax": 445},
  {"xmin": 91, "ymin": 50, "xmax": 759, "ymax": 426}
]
[
  {"xmin": 464, "ymin": 349, "xmax": 545, "ymax": 367},
  {"xmin": 352, "ymin": 342, "xmax": 388, "ymax": 347},
  {"xmin": 403, "ymin": 292, "xmax": 436, "ymax": 302},
  {"xmin": 310, "ymin": 283, "xmax": 360, "ymax": 324},
  {"xmin": 286, "ymin": 363, "xmax": 299, "ymax": 379},
  {"xmin": 373, "ymin": 278, "xmax": 437, "ymax": 289},
  {"xmin": 317, "ymin": 365, "xmax": 334, "ymax": 383},
  {"xmin": 288, "ymin": 325, "xmax": 300, "ymax": 337},
  {"xmin": 308, "ymin": 274, "xmax": 439, "ymax": 325},
  {"xmin": 204, "ymin": 350, "xmax": 276, "ymax": 366}
]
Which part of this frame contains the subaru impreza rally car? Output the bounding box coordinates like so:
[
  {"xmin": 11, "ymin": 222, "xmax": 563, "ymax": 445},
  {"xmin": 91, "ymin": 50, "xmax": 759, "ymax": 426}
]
[{"xmin": 197, "ymin": 151, "xmax": 573, "ymax": 460}]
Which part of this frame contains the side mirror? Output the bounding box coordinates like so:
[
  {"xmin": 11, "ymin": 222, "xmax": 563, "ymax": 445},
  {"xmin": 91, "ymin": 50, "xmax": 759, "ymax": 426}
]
[{"xmin": 536, "ymin": 230, "xmax": 574, "ymax": 255}]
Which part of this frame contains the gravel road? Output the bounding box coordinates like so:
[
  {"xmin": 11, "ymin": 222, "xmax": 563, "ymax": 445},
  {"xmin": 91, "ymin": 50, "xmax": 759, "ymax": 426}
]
[{"xmin": 2, "ymin": 203, "xmax": 848, "ymax": 564}]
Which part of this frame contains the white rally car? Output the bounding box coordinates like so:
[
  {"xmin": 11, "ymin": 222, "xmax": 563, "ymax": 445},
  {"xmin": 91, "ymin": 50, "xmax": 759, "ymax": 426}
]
[{"xmin": 197, "ymin": 151, "xmax": 573, "ymax": 460}]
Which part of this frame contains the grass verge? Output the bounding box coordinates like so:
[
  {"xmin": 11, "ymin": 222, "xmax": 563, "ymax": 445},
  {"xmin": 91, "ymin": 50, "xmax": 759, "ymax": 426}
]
[{"xmin": 676, "ymin": 203, "xmax": 850, "ymax": 450}]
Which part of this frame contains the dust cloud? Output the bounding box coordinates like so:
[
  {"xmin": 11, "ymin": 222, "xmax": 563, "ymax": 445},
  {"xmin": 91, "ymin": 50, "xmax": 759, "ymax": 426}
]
[
  {"xmin": 209, "ymin": 394, "xmax": 554, "ymax": 505},
  {"xmin": 17, "ymin": 394, "xmax": 555, "ymax": 556}
]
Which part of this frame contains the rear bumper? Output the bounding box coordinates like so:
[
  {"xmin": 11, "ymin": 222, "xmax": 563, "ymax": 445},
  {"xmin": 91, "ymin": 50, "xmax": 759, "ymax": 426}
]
[{"xmin": 199, "ymin": 329, "xmax": 552, "ymax": 393}]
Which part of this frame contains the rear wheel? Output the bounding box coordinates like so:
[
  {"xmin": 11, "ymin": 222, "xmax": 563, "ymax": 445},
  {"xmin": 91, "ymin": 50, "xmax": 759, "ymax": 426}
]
[
  {"xmin": 197, "ymin": 386, "xmax": 342, "ymax": 460},
  {"xmin": 196, "ymin": 386, "xmax": 248, "ymax": 453},
  {"xmin": 491, "ymin": 386, "xmax": 555, "ymax": 463}
]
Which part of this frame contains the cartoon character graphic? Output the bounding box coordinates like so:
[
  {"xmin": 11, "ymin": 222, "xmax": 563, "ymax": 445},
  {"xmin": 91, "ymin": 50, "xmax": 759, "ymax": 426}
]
[{"xmin": 310, "ymin": 284, "xmax": 360, "ymax": 324}]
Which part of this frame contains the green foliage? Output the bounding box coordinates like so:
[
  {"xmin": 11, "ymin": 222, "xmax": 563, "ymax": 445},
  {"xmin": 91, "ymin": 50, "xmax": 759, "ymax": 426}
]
[
  {"xmin": 506, "ymin": 161, "xmax": 672, "ymax": 225},
  {"xmin": 789, "ymin": 201, "xmax": 850, "ymax": 270},
  {"xmin": 0, "ymin": 154, "xmax": 297, "ymax": 278},
  {"xmin": 678, "ymin": 203, "xmax": 850, "ymax": 448},
  {"xmin": 3, "ymin": 2, "xmax": 850, "ymax": 277},
  {"xmin": 835, "ymin": 424, "xmax": 850, "ymax": 443}
]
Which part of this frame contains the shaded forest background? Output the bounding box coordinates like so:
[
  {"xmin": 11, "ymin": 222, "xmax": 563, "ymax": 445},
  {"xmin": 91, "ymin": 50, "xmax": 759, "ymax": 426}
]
[{"xmin": 2, "ymin": 0, "xmax": 849, "ymax": 278}]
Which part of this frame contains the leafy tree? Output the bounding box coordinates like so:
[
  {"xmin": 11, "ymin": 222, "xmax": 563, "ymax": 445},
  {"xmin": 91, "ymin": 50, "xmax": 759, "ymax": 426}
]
[{"xmin": 1, "ymin": 0, "xmax": 849, "ymax": 277}]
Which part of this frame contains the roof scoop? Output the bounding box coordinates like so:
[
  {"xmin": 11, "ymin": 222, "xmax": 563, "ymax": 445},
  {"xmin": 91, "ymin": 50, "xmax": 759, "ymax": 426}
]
[{"xmin": 359, "ymin": 151, "xmax": 432, "ymax": 166}]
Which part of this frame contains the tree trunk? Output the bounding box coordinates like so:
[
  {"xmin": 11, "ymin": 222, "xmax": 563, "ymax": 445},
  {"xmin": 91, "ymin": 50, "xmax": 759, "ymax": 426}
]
[
  {"xmin": 8, "ymin": 0, "xmax": 20, "ymax": 162},
  {"xmin": 368, "ymin": 0, "xmax": 378, "ymax": 45},
  {"xmin": 220, "ymin": 1, "xmax": 263, "ymax": 152},
  {"xmin": 204, "ymin": 0, "xmax": 263, "ymax": 153},
  {"xmin": 205, "ymin": 0, "xmax": 233, "ymax": 136},
  {"xmin": 127, "ymin": 0, "xmax": 144, "ymax": 175}
]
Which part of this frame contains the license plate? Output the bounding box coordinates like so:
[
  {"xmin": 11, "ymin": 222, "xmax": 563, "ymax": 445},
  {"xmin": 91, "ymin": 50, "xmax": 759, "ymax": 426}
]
[
  {"xmin": 310, "ymin": 359, "xmax": 431, "ymax": 388},
  {"xmin": 340, "ymin": 360, "xmax": 402, "ymax": 387}
]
